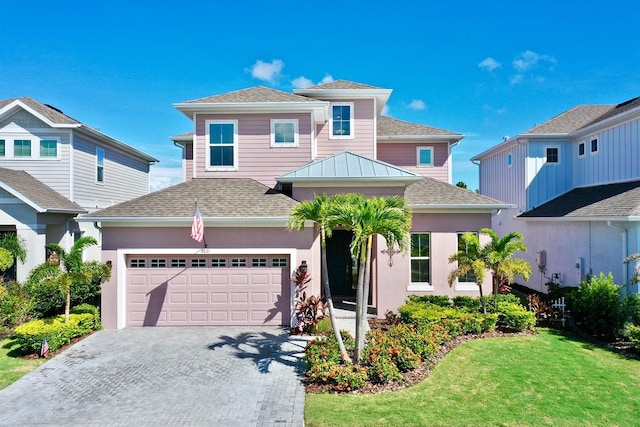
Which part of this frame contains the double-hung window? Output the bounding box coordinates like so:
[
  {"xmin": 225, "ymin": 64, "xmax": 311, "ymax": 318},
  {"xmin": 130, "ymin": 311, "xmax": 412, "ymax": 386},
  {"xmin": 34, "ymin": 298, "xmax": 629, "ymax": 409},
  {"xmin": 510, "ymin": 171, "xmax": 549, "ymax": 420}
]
[
  {"xmin": 40, "ymin": 139, "xmax": 58, "ymax": 157},
  {"xmin": 271, "ymin": 119, "xmax": 298, "ymax": 147},
  {"xmin": 417, "ymin": 147, "xmax": 434, "ymax": 167},
  {"xmin": 207, "ymin": 120, "xmax": 237, "ymax": 170},
  {"xmin": 455, "ymin": 232, "xmax": 478, "ymax": 290},
  {"xmin": 409, "ymin": 233, "xmax": 432, "ymax": 291},
  {"xmin": 14, "ymin": 140, "xmax": 31, "ymax": 157},
  {"xmin": 0, "ymin": 140, "xmax": 5, "ymax": 157},
  {"xmin": 96, "ymin": 147, "xmax": 105, "ymax": 183},
  {"xmin": 330, "ymin": 103, "xmax": 353, "ymax": 139}
]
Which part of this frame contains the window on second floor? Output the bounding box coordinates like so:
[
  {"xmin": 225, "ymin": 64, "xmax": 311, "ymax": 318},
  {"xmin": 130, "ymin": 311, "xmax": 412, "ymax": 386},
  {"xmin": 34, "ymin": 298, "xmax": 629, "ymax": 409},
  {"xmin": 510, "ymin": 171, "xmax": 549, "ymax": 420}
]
[
  {"xmin": 14, "ymin": 140, "xmax": 31, "ymax": 157},
  {"xmin": 507, "ymin": 153, "xmax": 512, "ymax": 167},
  {"xmin": 330, "ymin": 103, "xmax": 353, "ymax": 139},
  {"xmin": 270, "ymin": 119, "xmax": 298, "ymax": 147},
  {"xmin": 206, "ymin": 120, "xmax": 237, "ymax": 170},
  {"xmin": 590, "ymin": 137, "xmax": 599, "ymax": 154},
  {"xmin": 545, "ymin": 146, "xmax": 560, "ymax": 164},
  {"xmin": 96, "ymin": 147, "xmax": 105, "ymax": 183},
  {"xmin": 40, "ymin": 139, "xmax": 58, "ymax": 157},
  {"xmin": 578, "ymin": 142, "xmax": 585, "ymax": 157},
  {"xmin": 0, "ymin": 140, "xmax": 5, "ymax": 157},
  {"xmin": 417, "ymin": 147, "xmax": 434, "ymax": 167}
]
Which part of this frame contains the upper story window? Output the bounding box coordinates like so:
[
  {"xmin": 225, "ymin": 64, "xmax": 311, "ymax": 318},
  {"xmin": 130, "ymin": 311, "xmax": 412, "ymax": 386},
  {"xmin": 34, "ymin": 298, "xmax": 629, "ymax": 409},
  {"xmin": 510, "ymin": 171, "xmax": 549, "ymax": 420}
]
[
  {"xmin": 417, "ymin": 147, "xmax": 434, "ymax": 167},
  {"xmin": 507, "ymin": 153, "xmax": 512, "ymax": 167},
  {"xmin": 40, "ymin": 139, "xmax": 58, "ymax": 157},
  {"xmin": 0, "ymin": 140, "xmax": 5, "ymax": 157},
  {"xmin": 14, "ymin": 140, "xmax": 31, "ymax": 157},
  {"xmin": 270, "ymin": 119, "xmax": 299, "ymax": 147},
  {"xmin": 330, "ymin": 103, "xmax": 354, "ymax": 139},
  {"xmin": 590, "ymin": 137, "xmax": 599, "ymax": 154},
  {"xmin": 206, "ymin": 120, "xmax": 238, "ymax": 170},
  {"xmin": 96, "ymin": 147, "xmax": 105, "ymax": 183},
  {"xmin": 545, "ymin": 146, "xmax": 560, "ymax": 164},
  {"xmin": 578, "ymin": 142, "xmax": 585, "ymax": 157}
]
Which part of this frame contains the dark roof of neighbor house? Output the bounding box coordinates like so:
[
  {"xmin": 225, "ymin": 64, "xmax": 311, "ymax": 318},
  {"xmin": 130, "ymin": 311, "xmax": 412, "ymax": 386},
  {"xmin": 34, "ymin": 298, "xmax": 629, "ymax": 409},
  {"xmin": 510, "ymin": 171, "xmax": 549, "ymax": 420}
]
[
  {"xmin": 377, "ymin": 116, "xmax": 460, "ymax": 137},
  {"xmin": 0, "ymin": 96, "xmax": 81, "ymax": 125},
  {"xmin": 304, "ymin": 80, "xmax": 381, "ymax": 90},
  {"xmin": 405, "ymin": 177, "xmax": 510, "ymax": 207},
  {"xmin": 82, "ymin": 178, "xmax": 299, "ymax": 219},
  {"xmin": 523, "ymin": 105, "xmax": 615, "ymax": 135},
  {"xmin": 0, "ymin": 167, "xmax": 85, "ymax": 213},
  {"xmin": 183, "ymin": 86, "xmax": 325, "ymax": 104},
  {"xmin": 518, "ymin": 180, "xmax": 640, "ymax": 219}
]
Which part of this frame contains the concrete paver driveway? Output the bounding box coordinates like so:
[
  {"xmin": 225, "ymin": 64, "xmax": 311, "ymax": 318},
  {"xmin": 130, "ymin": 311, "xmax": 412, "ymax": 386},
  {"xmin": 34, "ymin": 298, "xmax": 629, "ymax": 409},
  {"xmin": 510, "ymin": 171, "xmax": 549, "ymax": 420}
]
[{"xmin": 0, "ymin": 327, "xmax": 308, "ymax": 426}]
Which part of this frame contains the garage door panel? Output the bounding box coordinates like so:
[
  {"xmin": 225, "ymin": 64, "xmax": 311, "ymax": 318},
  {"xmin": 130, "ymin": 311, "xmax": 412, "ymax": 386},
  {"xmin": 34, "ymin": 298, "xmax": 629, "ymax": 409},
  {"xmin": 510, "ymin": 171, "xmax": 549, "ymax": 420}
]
[{"xmin": 126, "ymin": 255, "xmax": 290, "ymax": 326}]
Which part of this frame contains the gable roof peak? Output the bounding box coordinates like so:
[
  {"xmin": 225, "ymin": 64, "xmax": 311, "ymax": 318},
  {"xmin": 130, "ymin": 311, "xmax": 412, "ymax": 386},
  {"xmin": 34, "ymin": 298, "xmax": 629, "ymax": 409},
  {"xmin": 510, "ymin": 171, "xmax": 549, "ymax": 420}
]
[
  {"xmin": 303, "ymin": 79, "xmax": 382, "ymax": 90},
  {"xmin": 182, "ymin": 85, "xmax": 323, "ymax": 104}
]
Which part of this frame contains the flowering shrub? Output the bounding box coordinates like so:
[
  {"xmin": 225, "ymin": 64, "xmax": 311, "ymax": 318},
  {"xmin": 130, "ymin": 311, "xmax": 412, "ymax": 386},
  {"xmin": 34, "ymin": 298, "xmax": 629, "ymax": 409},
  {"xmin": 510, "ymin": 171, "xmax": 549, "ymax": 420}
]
[{"xmin": 624, "ymin": 324, "xmax": 640, "ymax": 350}]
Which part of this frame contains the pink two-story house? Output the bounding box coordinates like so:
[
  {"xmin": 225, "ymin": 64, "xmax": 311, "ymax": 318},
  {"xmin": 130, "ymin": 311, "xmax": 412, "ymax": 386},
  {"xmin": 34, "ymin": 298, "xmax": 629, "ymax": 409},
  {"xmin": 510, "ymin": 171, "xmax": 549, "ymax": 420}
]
[{"xmin": 81, "ymin": 80, "xmax": 509, "ymax": 329}]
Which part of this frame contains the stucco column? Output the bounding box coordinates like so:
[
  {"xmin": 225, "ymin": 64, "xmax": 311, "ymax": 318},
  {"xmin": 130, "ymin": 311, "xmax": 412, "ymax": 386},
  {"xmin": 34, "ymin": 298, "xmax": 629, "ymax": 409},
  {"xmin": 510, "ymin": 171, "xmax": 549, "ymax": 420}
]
[{"xmin": 16, "ymin": 224, "xmax": 46, "ymax": 282}]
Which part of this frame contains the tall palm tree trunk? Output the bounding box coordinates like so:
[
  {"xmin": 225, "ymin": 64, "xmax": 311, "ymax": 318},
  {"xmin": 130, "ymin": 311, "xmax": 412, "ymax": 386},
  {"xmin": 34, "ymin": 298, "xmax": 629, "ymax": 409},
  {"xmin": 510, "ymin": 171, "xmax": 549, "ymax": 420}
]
[
  {"xmin": 356, "ymin": 236, "xmax": 373, "ymax": 363},
  {"xmin": 321, "ymin": 243, "xmax": 351, "ymax": 363},
  {"xmin": 353, "ymin": 241, "xmax": 368, "ymax": 364}
]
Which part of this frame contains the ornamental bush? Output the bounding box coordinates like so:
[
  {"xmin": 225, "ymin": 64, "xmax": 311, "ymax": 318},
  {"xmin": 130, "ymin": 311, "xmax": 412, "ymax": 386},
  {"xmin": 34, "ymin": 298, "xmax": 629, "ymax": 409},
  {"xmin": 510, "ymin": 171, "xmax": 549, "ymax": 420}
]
[
  {"xmin": 0, "ymin": 281, "xmax": 33, "ymax": 337},
  {"xmin": 496, "ymin": 301, "xmax": 536, "ymax": 331},
  {"xmin": 624, "ymin": 324, "xmax": 640, "ymax": 350},
  {"xmin": 573, "ymin": 273, "xmax": 623, "ymax": 338},
  {"xmin": 398, "ymin": 300, "xmax": 498, "ymax": 335},
  {"xmin": 69, "ymin": 304, "xmax": 101, "ymax": 330},
  {"xmin": 13, "ymin": 313, "xmax": 94, "ymax": 355}
]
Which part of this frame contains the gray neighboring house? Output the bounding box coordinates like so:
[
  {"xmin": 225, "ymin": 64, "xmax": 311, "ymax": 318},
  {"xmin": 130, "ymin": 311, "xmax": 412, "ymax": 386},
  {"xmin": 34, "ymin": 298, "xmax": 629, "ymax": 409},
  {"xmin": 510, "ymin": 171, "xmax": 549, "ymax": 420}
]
[{"xmin": 0, "ymin": 97, "xmax": 157, "ymax": 281}]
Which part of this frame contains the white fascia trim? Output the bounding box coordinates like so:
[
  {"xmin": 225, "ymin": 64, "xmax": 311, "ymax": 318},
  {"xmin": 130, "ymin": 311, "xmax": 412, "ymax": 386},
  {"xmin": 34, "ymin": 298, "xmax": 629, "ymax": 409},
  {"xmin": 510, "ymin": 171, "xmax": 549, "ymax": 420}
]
[
  {"xmin": 292, "ymin": 89, "xmax": 392, "ymax": 114},
  {"xmin": 377, "ymin": 135, "xmax": 464, "ymax": 142},
  {"xmin": 115, "ymin": 247, "xmax": 299, "ymax": 330},
  {"xmin": 0, "ymin": 183, "xmax": 45, "ymax": 212},
  {"xmin": 410, "ymin": 204, "xmax": 513, "ymax": 212},
  {"xmin": 174, "ymin": 102, "xmax": 330, "ymax": 124},
  {"xmin": 76, "ymin": 216, "xmax": 292, "ymax": 227},
  {"xmin": 518, "ymin": 216, "xmax": 640, "ymax": 222},
  {"xmin": 282, "ymin": 177, "xmax": 423, "ymax": 187},
  {"xmin": 471, "ymin": 137, "xmax": 521, "ymax": 161},
  {"xmin": 69, "ymin": 130, "xmax": 74, "ymax": 201},
  {"xmin": 77, "ymin": 126, "xmax": 158, "ymax": 163},
  {"xmin": 571, "ymin": 106, "xmax": 640, "ymax": 139},
  {"xmin": 0, "ymin": 100, "xmax": 81, "ymax": 129}
]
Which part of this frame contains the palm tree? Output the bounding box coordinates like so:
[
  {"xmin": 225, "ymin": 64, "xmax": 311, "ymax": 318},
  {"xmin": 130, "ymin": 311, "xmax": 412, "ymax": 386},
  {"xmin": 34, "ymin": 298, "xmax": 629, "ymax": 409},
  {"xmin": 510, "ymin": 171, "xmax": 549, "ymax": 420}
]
[
  {"xmin": 27, "ymin": 236, "xmax": 110, "ymax": 322},
  {"xmin": 330, "ymin": 195, "xmax": 411, "ymax": 364},
  {"xmin": 0, "ymin": 233, "xmax": 28, "ymax": 280},
  {"xmin": 448, "ymin": 228, "xmax": 531, "ymax": 313},
  {"xmin": 288, "ymin": 194, "xmax": 351, "ymax": 363}
]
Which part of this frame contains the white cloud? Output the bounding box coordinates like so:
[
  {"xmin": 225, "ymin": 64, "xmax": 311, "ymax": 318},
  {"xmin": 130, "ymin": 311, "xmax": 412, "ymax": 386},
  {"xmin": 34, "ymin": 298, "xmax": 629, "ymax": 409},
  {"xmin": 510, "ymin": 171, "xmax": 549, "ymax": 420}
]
[
  {"xmin": 250, "ymin": 59, "xmax": 284, "ymax": 83},
  {"xmin": 408, "ymin": 99, "xmax": 426, "ymax": 110},
  {"xmin": 149, "ymin": 166, "xmax": 183, "ymax": 192},
  {"xmin": 381, "ymin": 104, "xmax": 391, "ymax": 117},
  {"xmin": 512, "ymin": 50, "xmax": 556, "ymax": 72},
  {"xmin": 291, "ymin": 76, "xmax": 314, "ymax": 89},
  {"xmin": 510, "ymin": 74, "xmax": 524, "ymax": 84},
  {"xmin": 319, "ymin": 74, "xmax": 334, "ymax": 84},
  {"xmin": 478, "ymin": 57, "xmax": 501, "ymax": 72}
]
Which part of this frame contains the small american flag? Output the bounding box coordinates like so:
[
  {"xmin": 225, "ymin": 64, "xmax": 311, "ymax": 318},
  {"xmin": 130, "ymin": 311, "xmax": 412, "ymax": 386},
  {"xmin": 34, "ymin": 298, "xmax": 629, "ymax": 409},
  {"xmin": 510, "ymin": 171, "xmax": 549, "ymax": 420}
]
[
  {"xmin": 190, "ymin": 204, "xmax": 204, "ymax": 243},
  {"xmin": 40, "ymin": 338, "xmax": 49, "ymax": 358}
]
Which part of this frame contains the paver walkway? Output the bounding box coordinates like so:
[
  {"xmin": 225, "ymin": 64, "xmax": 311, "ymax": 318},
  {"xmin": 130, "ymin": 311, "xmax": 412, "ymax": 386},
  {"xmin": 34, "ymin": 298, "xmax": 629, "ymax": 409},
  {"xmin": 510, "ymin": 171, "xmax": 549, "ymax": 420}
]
[{"xmin": 0, "ymin": 326, "xmax": 308, "ymax": 426}]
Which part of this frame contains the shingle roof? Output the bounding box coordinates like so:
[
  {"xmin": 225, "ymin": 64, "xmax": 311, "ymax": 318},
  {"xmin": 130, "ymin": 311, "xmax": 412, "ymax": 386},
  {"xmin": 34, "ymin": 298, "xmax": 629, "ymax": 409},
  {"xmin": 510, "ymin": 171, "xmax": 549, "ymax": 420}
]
[
  {"xmin": 583, "ymin": 96, "xmax": 640, "ymax": 127},
  {"xmin": 304, "ymin": 80, "xmax": 380, "ymax": 90},
  {"xmin": 184, "ymin": 86, "xmax": 324, "ymax": 104},
  {"xmin": 277, "ymin": 151, "xmax": 422, "ymax": 182},
  {"xmin": 377, "ymin": 116, "xmax": 460, "ymax": 137},
  {"xmin": 0, "ymin": 97, "xmax": 80, "ymax": 125},
  {"xmin": 405, "ymin": 177, "xmax": 510, "ymax": 207},
  {"xmin": 518, "ymin": 180, "xmax": 640, "ymax": 219},
  {"xmin": 523, "ymin": 105, "xmax": 615, "ymax": 135},
  {"xmin": 0, "ymin": 167, "xmax": 84, "ymax": 213},
  {"xmin": 83, "ymin": 178, "xmax": 298, "ymax": 219}
]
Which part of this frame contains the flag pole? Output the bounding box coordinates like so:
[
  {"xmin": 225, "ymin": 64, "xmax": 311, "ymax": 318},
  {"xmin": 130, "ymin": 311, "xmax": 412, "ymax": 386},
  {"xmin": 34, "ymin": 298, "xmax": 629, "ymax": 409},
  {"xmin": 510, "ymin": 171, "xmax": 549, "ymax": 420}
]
[{"xmin": 191, "ymin": 200, "xmax": 207, "ymax": 248}]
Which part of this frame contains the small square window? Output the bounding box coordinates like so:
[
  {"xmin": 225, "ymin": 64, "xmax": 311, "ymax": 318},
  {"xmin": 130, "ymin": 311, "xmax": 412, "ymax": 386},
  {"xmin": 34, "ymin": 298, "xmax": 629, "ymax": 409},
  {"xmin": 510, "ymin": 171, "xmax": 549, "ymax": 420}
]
[
  {"xmin": 231, "ymin": 258, "xmax": 247, "ymax": 267},
  {"xmin": 590, "ymin": 137, "xmax": 599, "ymax": 154},
  {"xmin": 14, "ymin": 140, "xmax": 31, "ymax": 157},
  {"xmin": 151, "ymin": 259, "xmax": 166, "ymax": 268},
  {"xmin": 130, "ymin": 259, "xmax": 146, "ymax": 268},
  {"xmin": 171, "ymin": 259, "xmax": 186, "ymax": 268},
  {"xmin": 417, "ymin": 147, "xmax": 433, "ymax": 167},
  {"xmin": 191, "ymin": 259, "xmax": 206, "ymax": 268},
  {"xmin": 252, "ymin": 258, "xmax": 267, "ymax": 267},
  {"xmin": 271, "ymin": 120, "xmax": 298, "ymax": 147},
  {"xmin": 546, "ymin": 147, "xmax": 559, "ymax": 164},
  {"xmin": 272, "ymin": 258, "xmax": 287, "ymax": 267},
  {"xmin": 578, "ymin": 142, "xmax": 585, "ymax": 157},
  {"xmin": 40, "ymin": 140, "xmax": 57, "ymax": 157},
  {"xmin": 211, "ymin": 258, "xmax": 227, "ymax": 267}
]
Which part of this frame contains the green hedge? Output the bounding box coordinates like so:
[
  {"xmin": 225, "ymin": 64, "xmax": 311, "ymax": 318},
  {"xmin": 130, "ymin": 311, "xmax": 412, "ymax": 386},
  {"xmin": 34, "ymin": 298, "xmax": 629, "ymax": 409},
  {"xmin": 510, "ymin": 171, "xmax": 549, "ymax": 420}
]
[
  {"xmin": 13, "ymin": 313, "xmax": 95, "ymax": 355},
  {"xmin": 496, "ymin": 301, "xmax": 536, "ymax": 331},
  {"xmin": 625, "ymin": 324, "xmax": 640, "ymax": 351},
  {"xmin": 398, "ymin": 301, "xmax": 498, "ymax": 334}
]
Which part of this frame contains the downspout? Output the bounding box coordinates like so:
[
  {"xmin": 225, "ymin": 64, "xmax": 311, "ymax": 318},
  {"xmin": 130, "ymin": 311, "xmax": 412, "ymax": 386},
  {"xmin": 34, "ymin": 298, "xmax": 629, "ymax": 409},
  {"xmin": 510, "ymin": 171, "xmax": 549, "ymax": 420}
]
[{"xmin": 607, "ymin": 221, "xmax": 628, "ymax": 292}]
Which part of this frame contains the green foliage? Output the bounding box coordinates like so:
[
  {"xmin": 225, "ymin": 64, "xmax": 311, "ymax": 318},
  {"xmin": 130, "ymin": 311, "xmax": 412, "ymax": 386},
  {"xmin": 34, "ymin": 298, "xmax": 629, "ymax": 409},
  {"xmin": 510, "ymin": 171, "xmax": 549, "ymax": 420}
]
[
  {"xmin": 0, "ymin": 248, "xmax": 13, "ymax": 272},
  {"xmin": 623, "ymin": 294, "xmax": 640, "ymax": 326},
  {"xmin": 0, "ymin": 282, "xmax": 33, "ymax": 337},
  {"xmin": 13, "ymin": 313, "xmax": 94, "ymax": 354},
  {"xmin": 573, "ymin": 273, "xmax": 623, "ymax": 338},
  {"xmin": 452, "ymin": 296, "xmax": 481, "ymax": 312},
  {"xmin": 496, "ymin": 301, "xmax": 536, "ymax": 331},
  {"xmin": 304, "ymin": 333, "xmax": 366, "ymax": 391},
  {"xmin": 398, "ymin": 300, "xmax": 498, "ymax": 334},
  {"xmin": 310, "ymin": 316, "xmax": 333, "ymax": 335},
  {"xmin": 24, "ymin": 277, "xmax": 103, "ymax": 319},
  {"xmin": 0, "ymin": 233, "xmax": 27, "ymax": 264},
  {"xmin": 385, "ymin": 323, "xmax": 440, "ymax": 360},
  {"xmin": 69, "ymin": 304, "xmax": 101, "ymax": 330},
  {"xmin": 407, "ymin": 294, "xmax": 451, "ymax": 307},
  {"xmin": 624, "ymin": 324, "xmax": 640, "ymax": 350}
]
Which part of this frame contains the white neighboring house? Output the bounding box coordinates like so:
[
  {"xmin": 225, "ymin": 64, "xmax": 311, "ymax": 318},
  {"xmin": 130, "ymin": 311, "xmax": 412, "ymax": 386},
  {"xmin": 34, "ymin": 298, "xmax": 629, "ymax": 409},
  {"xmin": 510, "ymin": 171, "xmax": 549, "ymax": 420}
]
[
  {"xmin": 0, "ymin": 97, "xmax": 157, "ymax": 281},
  {"xmin": 473, "ymin": 96, "xmax": 640, "ymax": 296}
]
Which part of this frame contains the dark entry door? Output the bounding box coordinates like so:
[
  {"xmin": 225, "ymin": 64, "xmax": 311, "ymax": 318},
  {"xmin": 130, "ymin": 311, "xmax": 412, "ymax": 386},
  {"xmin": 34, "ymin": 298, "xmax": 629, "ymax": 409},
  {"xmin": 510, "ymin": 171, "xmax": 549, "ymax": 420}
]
[{"xmin": 326, "ymin": 230, "xmax": 357, "ymax": 299}]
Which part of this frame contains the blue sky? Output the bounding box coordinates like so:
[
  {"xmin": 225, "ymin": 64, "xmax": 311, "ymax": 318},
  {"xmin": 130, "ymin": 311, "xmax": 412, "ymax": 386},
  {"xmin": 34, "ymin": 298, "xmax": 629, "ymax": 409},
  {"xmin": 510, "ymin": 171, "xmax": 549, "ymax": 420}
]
[{"xmin": 2, "ymin": 0, "xmax": 639, "ymax": 191}]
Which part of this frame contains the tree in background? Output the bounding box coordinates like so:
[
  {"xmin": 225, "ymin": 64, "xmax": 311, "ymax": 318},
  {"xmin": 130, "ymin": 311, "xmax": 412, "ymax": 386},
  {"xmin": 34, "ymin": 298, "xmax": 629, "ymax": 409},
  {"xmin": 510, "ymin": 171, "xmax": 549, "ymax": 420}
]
[{"xmin": 0, "ymin": 233, "xmax": 27, "ymax": 281}]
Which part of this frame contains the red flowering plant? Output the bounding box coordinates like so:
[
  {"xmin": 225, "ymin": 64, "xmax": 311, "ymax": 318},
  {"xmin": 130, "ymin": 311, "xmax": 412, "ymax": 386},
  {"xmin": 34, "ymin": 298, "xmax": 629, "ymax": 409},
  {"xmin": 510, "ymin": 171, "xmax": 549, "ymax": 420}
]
[{"xmin": 292, "ymin": 265, "xmax": 326, "ymax": 334}]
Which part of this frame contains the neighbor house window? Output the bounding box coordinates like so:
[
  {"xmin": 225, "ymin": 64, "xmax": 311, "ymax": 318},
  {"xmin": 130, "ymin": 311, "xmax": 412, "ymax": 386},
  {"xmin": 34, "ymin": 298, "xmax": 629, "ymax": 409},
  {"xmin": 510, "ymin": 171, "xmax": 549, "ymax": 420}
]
[
  {"xmin": 545, "ymin": 146, "xmax": 560, "ymax": 164},
  {"xmin": 330, "ymin": 103, "xmax": 353, "ymax": 138},
  {"xmin": 206, "ymin": 120, "xmax": 237, "ymax": 170},
  {"xmin": 96, "ymin": 147, "xmax": 105, "ymax": 183},
  {"xmin": 40, "ymin": 139, "xmax": 58, "ymax": 157},
  {"xmin": 270, "ymin": 119, "xmax": 298, "ymax": 147},
  {"xmin": 417, "ymin": 147, "xmax": 434, "ymax": 167},
  {"xmin": 578, "ymin": 142, "xmax": 585, "ymax": 157},
  {"xmin": 456, "ymin": 232, "xmax": 477, "ymax": 288},
  {"xmin": 590, "ymin": 137, "xmax": 599, "ymax": 154},
  {"xmin": 507, "ymin": 153, "xmax": 512, "ymax": 167},
  {"xmin": 14, "ymin": 140, "xmax": 31, "ymax": 157},
  {"xmin": 409, "ymin": 233, "xmax": 431, "ymax": 290},
  {"xmin": 0, "ymin": 140, "xmax": 5, "ymax": 157}
]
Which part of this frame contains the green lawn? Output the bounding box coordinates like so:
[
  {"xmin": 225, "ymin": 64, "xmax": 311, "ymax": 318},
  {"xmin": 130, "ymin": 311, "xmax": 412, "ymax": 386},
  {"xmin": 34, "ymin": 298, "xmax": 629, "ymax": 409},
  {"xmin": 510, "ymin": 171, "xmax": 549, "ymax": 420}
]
[
  {"xmin": 0, "ymin": 338, "xmax": 47, "ymax": 390},
  {"xmin": 305, "ymin": 329, "xmax": 640, "ymax": 426}
]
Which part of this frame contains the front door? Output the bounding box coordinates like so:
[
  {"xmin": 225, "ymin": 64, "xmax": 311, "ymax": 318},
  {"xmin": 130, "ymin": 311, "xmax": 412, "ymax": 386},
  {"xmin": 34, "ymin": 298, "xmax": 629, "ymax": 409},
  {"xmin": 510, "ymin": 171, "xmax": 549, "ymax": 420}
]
[{"xmin": 326, "ymin": 230, "xmax": 357, "ymax": 300}]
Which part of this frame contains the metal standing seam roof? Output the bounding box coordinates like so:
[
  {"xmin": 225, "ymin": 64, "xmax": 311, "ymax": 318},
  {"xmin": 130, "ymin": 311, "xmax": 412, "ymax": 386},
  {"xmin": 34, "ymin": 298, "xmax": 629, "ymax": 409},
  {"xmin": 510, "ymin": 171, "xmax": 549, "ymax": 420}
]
[
  {"xmin": 276, "ymin": 151, "xmax": 422, "ymax": 182},
  {"xmin": 518, "ymin": 180, "xmax": 640, "ymax": 219},
  {"xmin": 80, "ymin": 178, "xmax": 299, "ymax": 220},
  {"xmin": 0, "ymin": 167, "xmax": 85, "ymax": 213},
  {"xmin": 405, "ymin": 176, "xmax": 510, "ymax": 207}
]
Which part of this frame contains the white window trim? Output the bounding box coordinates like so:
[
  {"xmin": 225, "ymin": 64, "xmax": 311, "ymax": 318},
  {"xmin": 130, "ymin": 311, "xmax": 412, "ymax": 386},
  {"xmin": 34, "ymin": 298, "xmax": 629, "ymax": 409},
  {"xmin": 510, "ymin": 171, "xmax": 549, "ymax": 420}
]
[
  {"xmin": 409, "ymin": 232, "xmax": 433, "ymax": 292},
  {"xmin": 38, "ymin": 138, "xmax": 60, "ymax": 159},
  {"xmin": 544, "ymin": 145, "xmax": 561, "ymax": 165},
  {"xmin": 578, "ymin": 142, "xmax": 586, "ymax": 158},
  {"xmin": 205, "ymin": 119, "xmax": 238, "ymax": 171},
  {"xmin": 329, "ymin": 102, "xmax": 354, "ymax": 140},
  {"xmin": 454, "ymin": 232, "xmax": 479, "ymax": 291},
  {"xmin": 417, "ymin": 146, "xmax": 434, "ymax": 167},
  {"xmin": 13, "ymin": 139, "xmax": 33, "ymax": 158},
  {"xmin": 590, "ymin": 136, "xmax": 599, "ymax": 155},
  {"xmin": 96, "ymin": 147, "xmax": 105, "ymax": 184},
  {"xmin": 270, "ymin": 119, "xmax": 299, "ymax": 147}
]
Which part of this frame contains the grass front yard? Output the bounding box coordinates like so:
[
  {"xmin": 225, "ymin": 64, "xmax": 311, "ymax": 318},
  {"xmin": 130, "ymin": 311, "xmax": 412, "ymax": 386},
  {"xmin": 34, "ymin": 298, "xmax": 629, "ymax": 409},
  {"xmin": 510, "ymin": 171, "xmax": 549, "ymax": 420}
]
[
  {"xmin": 305, "ymin": 329, "xmax": 640, "ymax": 427},
  {"xmin": 0, "ymin": 338, "xmax": 46, "ymax": 390}
]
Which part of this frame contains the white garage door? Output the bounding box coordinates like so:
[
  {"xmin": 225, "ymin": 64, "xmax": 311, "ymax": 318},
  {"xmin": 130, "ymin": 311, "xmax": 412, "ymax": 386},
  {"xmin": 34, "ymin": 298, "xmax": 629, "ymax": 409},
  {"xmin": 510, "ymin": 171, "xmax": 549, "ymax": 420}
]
[{"xmin": 126, "ymin": 255, "xmax": 291, "ymax": 326}]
